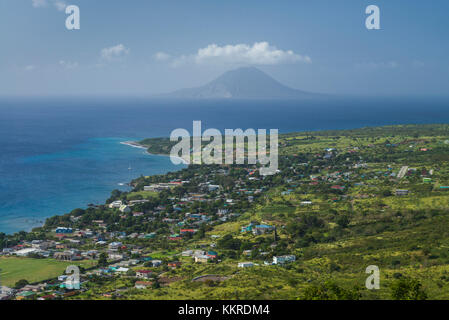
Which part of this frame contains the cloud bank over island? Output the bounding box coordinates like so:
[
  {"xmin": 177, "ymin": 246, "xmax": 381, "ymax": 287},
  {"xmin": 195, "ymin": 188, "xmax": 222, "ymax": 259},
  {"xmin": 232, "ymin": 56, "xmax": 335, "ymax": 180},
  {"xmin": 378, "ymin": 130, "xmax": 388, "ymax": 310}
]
[{"xmin": 155, "ymin": 42, "xmax": 311, "ymax": 67}]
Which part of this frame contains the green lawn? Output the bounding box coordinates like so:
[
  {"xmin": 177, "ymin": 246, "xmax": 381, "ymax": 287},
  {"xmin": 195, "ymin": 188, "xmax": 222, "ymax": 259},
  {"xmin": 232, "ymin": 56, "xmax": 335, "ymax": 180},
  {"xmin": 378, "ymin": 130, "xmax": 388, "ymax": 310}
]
[{"xmin": 0, "ymin": 257, "xmax": 95, "ymax": 287}]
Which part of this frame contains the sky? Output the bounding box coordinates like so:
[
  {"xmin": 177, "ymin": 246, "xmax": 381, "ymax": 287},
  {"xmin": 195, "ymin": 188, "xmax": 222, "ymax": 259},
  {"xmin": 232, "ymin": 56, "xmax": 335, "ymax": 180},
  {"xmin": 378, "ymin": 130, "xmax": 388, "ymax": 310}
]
[{"xmin": 0, "ymin": 0, "xmax": 448, "ymax": 96}]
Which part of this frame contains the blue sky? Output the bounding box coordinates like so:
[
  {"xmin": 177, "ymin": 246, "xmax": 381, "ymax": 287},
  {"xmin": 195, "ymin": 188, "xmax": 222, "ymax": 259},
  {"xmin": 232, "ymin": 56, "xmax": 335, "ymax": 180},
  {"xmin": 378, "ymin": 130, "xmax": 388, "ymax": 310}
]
[{"xmin": 0, "ymin": 0, "xmax": 448, "ymax": 96}]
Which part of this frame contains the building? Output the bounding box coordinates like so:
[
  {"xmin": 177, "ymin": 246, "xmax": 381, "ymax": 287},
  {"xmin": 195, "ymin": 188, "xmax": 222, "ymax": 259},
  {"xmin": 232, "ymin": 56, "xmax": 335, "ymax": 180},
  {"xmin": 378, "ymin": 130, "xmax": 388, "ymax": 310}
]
[
  {"xmin": 206, "ymin": 251, "xmax": 218, "ymax": 259},
  {"xmin": 136, "ymin": 270, "xmax": 153, "ymax": 279},
  {"xmin": 14, "ymin": 248, "xmax": 40, "ymax": 257},
  {"xmin": 167, "ymin": 261, "xmax": 182, "ymax": 268},
  {"xmin": 395, "ymin": 189, "xmax": 410, "ymax": 196},
  {"xmin": 180, "ymin": 229, "xmax": 197, "ymax": 235},
  {"xmin": 0, "ymin": 287, "xmax": 16, "ymax": 300},
  {"xmin": 55, "ymin": 227, "xmax": 73, "ymax": 234},
  {"xmin": 148, "ymin": 260, "xmax": 162, "ymax": 267},
  {"xmin": 273, "ymin": 255, "xmax": 296, "ymax": 265},
  {"xmin": 119, "ymin": 205, "xmax": 131, "ymax": 213},
  {"xmin": 238, "ymin": 262, "xmax": 254, "ymax": 268},
  {"xmin": 135, "ymin": 281, "xmax": 153, "ymax": 289},
  {"xmin": 252, "ymin": 224, "xmax": 275, "ymax": 235},
  {"xmin": 108, "ymin": 200, "xmax": 123, "ymax": 209},
  {"xmin": 54, "ymin": 251, "xmax": 76, "ymax": 261},
  {"xmin": 194, "ymin": 255, "xmax": 211, "ymax": 263}
]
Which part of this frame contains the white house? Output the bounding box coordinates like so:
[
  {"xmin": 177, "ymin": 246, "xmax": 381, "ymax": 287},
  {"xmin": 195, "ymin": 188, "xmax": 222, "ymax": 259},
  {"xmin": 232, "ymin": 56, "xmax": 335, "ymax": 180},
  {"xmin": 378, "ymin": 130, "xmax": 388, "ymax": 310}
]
[
  {"xmin": 273, "ymin": 255, "xmax": 296, "ymax": 265},
  {"xmin": 238, "ymin": 262, "xmax": 254, "ymax": 268},
  {"xmin": 119, "ymin": 205, "xmax": 131, "ymax": 213},
  {"xmin": 109, "ymin": 200, "xmax": 123, "ymax": 209},
  {"xmin": 15, "ymin": 248, "xmax": 39, "ymax": 257}
]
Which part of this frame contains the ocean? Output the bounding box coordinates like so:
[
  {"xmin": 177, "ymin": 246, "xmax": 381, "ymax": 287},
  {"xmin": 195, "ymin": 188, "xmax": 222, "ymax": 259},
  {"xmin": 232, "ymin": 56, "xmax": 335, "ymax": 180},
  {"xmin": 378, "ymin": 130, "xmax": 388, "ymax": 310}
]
[{"xmin": 1, "ymin": 96, "xmax": 449, "ymax": 234}]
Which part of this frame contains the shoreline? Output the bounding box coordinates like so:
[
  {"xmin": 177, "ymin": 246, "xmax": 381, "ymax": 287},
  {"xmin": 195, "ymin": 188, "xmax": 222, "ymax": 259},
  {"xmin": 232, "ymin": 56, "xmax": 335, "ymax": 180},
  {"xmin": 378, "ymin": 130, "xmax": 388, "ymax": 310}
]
[
  {"xmin": 121, "ymin": 140, "xmax": 189, "ymax": 165},
  {"xmin": 1, "ymin": 140, "xmax": 187, "ymax": 235}
]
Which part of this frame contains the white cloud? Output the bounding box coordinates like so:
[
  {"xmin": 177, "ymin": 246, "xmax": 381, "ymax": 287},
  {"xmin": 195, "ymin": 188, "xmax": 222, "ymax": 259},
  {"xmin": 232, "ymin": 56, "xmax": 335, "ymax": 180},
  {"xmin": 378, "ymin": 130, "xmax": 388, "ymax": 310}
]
[
  {"xmin": 100, "ymin": 44, "xmax": 130, "ymax": 62},
  {"xmin": 59, "ymin": 60, "xmax": 78, "ymax": 69},
  {"xmin": 355, "ymin": 61, "xmax": 399, "ymax": 70},
  {"xmin": 32, "ymin": 0, "xmax": 47, "ymax": 8},
  {"xmin": 53, "ymin": 0, "xmax": 67, "ymax": 11},
  {"xmin": 24, "ymin": 65, "xmax": 36, "ymax": 71},
  {"xmin": 154, "ymin": 52, "xmax": 171, "ymax": 61},
  {"xmin": 167, "ymin": 42, "xmax": 311, "ymax": 67},
  {"xmin": 31, "ymin": 0, "xmax": 66, "ymax": 11}
]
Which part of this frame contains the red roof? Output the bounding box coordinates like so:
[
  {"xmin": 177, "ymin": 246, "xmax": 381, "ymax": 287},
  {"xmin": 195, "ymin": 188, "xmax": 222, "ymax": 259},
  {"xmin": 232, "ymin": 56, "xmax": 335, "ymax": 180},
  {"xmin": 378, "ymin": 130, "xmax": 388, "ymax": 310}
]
[{"xmin": 137, "ymin": 270, "xmax": 152, "ymax": 274}]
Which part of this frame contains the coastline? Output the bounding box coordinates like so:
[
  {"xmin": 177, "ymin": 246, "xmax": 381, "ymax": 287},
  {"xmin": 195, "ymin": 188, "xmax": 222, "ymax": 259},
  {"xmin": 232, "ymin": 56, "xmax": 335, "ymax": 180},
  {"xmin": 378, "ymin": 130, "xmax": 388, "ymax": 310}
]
[
  {"xmin": 1, "ymin": 139, "xmax": 186, "ymax": 235},
  {"xmin": 121, "ymin": 140, "xmax": 190, "ymax": 165}
]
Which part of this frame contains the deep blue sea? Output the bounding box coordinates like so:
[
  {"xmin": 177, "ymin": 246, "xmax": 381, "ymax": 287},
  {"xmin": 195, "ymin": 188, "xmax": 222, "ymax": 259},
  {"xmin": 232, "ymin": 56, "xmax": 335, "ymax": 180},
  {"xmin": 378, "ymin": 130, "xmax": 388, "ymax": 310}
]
[{"xmin": 1, "ymin": 96, "xmax": 449, "ymax": 234}]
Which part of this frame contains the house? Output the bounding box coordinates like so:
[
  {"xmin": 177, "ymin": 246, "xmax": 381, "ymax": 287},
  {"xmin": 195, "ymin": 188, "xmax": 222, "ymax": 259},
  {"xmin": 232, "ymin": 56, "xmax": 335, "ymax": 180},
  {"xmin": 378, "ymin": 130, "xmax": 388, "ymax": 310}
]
[
  {"xmin": 108, "ymin": 200, "xmax": 123, "ymax": 209},
  {"xmin": 182, "ymin": 250, "xmax": 193, "ymax": 257},
  {"xmin": 2, "ymin": 248, "xmax": 14, "ymax": 254},
  {"xmin": 108, "ymin": 253, "xmax": 125, "ymax": 260},
  {"xmin": 207, "ymin": 184, "xmax": 220, "ymax": 192},
  {"xmin": 0, "ymin": 287, "xmax": 16, "ymax": 300},
  {"xmin": 252, "ymin": 224, "xmax": 275, "ymax": 235},
  {"xmin": 395, "ymin": 189, "xmax": 410, "ymax": 196},
  {"xmin": 194, "ymin": 255, "xmax": 211, "ymax": 263},
  {"xmin": 108, "ymin": 242, "xmax": 123, "ymax": 250},
  {"xmin": 148, "ymin": 260, "xmax": 162, "ymax": 267},
  {"xmin": 31, "ymin": 240, "xmax": 52, "ymax": 250},
  {"xmin": 206, "ymin": 251, "xmax": 218, "ymax": 259},
  {"xmin": 238, "ymin": 262, "xmax": 254, "ymax": 268},
  {"xmin": 54, "ymin": 251, "xmax": 76, "ymax": 261},
  {"xmin": 58, "ymin": 275, "xmax": 68, "ymax": 282},
  {"xmin": 55, "ymin": 227, "xmax": 73, "ymax": 234},
  {"xmin": 167, "ymin": 261, "xmax": 182, "ymax": 268},
  {"xmin": 38, "ymin": 294, "xmax": 56, "ymax": 301},
  {"xmin": 15, "ymin": 291, "xmax": 36, "ymax": 300},
  {"xmin": 241, "ymin": 223, "xmax": 256, "ymax": 233},
  {"xmin": 180, "ymin": 229, "xmax": 197, "ymax": 235},
  {"xmin": 191, "ymin": 250, "xmax": 206, "ymax": 258},
  {"xmin": 15, "ymin": 248, "xmax": 40, "ymax": 257},
  {"xmin": 136, "ymin": 270, "xmax": 153, "ymax": 279},
  {"xmin": 217, "ymin": 209, "xmax": 229, "ymax": 216},
  {"xmin": 273, "ymin": 255, "xmax": 296, "ymax": 265},
  {"xmin": 135, "ymin": 281, "xmax": 153, "ymax": 289},
  {"xmin": 119, "ymin": 205, "xmax": 131, "ymax": 214},
  {"xmin": 168, "ymin": 234, "xmax": 182, "ymax": 241},
  {"xmin": 115, "ymin": 267, "xmax": 129, "ymax": 273}
]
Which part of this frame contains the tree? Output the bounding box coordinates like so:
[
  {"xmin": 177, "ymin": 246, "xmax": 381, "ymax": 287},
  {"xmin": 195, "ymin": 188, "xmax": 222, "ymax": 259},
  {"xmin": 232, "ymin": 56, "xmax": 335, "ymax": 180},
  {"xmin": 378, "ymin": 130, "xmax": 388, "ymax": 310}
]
[
  {"xmin": 390, "ymin": 277, "xmax": 427, "ymax": 300},
  {"xmin": 336, "ymin": 215, "xmax": 350, "ymax": 228},
  {"xmin": 152, "ymin": 279, "xmax": 161, "ymax": 289},
  {"xmin": 14, "ymin": 279, "xmax": 29, "ymax": 289},
  {"xmin": 98, "ymin": 252, "xmax": 108, "ymax": 267},
  {"xmin": 302, "ymin": 281, "xmax": 361, "ymax": 300}
]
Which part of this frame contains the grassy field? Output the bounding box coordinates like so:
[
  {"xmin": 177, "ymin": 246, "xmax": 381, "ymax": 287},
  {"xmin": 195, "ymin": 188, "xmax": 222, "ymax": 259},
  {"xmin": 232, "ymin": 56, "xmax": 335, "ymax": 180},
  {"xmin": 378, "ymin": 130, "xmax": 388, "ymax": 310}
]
[{"xmin": 0, "ymin": 257, "xmax": 95, "ymax": 287}]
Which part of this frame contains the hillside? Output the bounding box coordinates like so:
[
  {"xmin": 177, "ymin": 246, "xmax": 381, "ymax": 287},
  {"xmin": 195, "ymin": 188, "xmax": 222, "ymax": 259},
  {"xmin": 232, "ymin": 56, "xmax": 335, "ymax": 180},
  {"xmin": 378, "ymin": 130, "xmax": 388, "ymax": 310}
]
[{"xmin": 4, "ymin": 124, "xmax": 449, "ymax": 300}]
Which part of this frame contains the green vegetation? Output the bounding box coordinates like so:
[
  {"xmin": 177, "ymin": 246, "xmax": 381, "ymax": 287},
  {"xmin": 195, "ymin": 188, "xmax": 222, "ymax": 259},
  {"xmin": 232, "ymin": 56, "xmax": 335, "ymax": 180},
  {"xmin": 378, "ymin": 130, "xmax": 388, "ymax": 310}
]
[
  {"xmin": 0, "ymin": 257, "xmax": 94, "ymax": 287},
  {"xmin": 4, "ymin": 124, "xmax": 449, "ymax": 300}
]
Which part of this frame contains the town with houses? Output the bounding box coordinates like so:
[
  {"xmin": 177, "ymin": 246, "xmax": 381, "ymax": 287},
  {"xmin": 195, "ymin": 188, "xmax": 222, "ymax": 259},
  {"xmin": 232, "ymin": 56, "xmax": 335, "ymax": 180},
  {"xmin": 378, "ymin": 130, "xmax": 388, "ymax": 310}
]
[{"xmin": 1, "ymin": 124, "xmax": 449, "ymax": 300}]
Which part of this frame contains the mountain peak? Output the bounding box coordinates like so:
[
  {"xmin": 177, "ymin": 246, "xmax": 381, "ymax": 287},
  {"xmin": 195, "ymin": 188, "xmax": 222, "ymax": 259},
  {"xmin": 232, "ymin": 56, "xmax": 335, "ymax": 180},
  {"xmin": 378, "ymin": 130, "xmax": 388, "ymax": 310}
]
[{"xmin": 158, "ymin": 67, "xmax": 316, "ymax": 99}]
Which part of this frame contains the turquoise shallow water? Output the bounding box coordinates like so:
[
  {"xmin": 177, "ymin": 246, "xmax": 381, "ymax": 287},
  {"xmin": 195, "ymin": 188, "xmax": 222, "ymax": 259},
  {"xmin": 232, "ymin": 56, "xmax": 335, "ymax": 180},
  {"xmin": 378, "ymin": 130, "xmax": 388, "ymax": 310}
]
[{"xmin": 0, "ymin": 137, "xmax": 184, "ymax": 234}]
